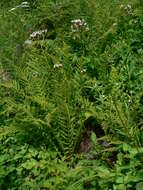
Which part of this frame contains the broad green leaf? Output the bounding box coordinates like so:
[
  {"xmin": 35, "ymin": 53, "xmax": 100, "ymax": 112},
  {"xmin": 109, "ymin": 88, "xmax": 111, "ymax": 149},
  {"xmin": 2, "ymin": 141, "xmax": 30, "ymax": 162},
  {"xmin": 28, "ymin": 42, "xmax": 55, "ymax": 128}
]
[{"xmin": 91, "ymin": 132, "xmax": 96, "ymax": 143}]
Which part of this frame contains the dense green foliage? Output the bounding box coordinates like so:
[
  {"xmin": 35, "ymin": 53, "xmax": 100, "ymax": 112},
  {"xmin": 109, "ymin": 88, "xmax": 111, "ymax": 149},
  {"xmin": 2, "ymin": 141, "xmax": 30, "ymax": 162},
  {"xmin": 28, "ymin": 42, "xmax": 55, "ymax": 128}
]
[{"xmin": 0, "ymin": 0, "xmax": 143, "ymax": 189}]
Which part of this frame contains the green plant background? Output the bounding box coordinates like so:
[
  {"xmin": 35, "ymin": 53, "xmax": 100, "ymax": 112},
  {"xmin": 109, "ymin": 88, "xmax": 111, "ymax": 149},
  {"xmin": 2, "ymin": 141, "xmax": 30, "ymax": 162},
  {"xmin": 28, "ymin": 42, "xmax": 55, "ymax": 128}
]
[{"xmin": 0, "ymin": 0, "xmax": 143, "ymax": 189}]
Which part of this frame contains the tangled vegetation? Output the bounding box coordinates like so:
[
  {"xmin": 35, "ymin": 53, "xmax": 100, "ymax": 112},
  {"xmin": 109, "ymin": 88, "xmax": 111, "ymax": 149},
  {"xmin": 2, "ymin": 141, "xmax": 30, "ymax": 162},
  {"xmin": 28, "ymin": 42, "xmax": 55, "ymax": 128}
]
[{"xmin": 0, "ymin": 0, "xmax": 143, "ymax": 189}]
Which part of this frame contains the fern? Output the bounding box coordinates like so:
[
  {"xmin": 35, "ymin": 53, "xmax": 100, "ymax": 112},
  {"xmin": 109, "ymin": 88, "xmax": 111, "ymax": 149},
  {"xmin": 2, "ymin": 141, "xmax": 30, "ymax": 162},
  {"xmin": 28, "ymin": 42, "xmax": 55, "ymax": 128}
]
[{"xmin": 0, "ymin": 41, "xmax": 87, "ymax": 159}]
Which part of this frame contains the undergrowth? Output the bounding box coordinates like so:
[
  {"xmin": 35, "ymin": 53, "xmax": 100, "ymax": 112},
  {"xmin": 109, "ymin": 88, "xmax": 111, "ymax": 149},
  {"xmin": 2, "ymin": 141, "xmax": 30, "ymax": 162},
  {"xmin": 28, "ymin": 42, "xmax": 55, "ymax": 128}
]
[{"xmin": 0, "ymin": 0, "xmax": 143, "ymax": 189}]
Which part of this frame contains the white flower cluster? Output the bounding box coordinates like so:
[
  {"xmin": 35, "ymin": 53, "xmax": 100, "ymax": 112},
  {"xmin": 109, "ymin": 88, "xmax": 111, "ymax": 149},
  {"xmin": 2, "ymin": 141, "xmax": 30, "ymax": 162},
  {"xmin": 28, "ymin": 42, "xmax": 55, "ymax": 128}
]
[
  {"xmin": 81, "ymin": 68, "xmax": 87, "ymax": 73},
  {"xmin": 124, "ymin": 4, "xmax": 132, "ymax": 14},
  {"xmin": 9, "ymin": 1, "xmax": 29, "ymax": 12},
  {"xmin": 24, "ymin": 29, "xmax": 48, "ymax": 47},
  {"xmin": 120, "ymin": 4, "xmax": 132, "ymax": 14},
  {"xmin": 30, "ymin": 29, "xmax": 48, "ymax": 39},
  {"xmin": 71, "ymin": 19, "xmax": 89, "ymax": 33},
  {"xmin": 53, "ymin": 64, "xmax": 63, "ymax": 69}
]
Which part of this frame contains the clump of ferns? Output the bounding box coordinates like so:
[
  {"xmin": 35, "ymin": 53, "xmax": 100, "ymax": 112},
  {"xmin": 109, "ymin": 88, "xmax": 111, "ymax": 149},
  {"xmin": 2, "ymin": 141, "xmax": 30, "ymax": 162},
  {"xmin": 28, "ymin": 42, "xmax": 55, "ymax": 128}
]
[{"xmin": 0, "ymin": 42, "xmax": 88, "ymax": 161}]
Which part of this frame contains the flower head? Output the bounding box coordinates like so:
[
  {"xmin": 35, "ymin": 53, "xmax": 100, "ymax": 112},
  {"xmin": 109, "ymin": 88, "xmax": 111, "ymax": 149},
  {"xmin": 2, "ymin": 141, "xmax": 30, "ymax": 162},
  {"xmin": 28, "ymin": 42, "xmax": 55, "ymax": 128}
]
[
  {"xmin": 54, "ymin": 64, "xmax": 63, "ymax": 69},
  {"xmin": 81, "ymin": 68, "xmax": 87, "ymax": 73},
  {"xmin": 30, "ymin": 29, "xmax": 48, "ymax": 39},
  {"xmin": 71, "ymin": 19, "xmax": 89, "ymax": 33},
  {"xmin": 124, "ymin": 4, "xmax": 132, "ymax": 14}
]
